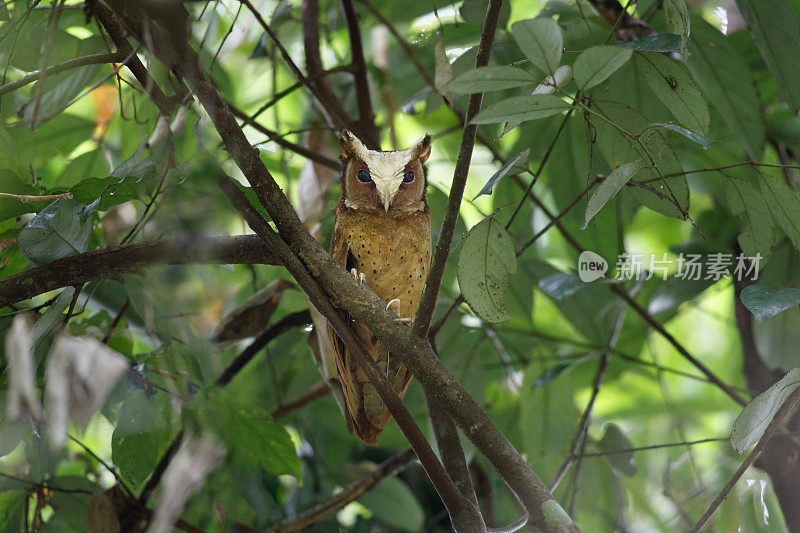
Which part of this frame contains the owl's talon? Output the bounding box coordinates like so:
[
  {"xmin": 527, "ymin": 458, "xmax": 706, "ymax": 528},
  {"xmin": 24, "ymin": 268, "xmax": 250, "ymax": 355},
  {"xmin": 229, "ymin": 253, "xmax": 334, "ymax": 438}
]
[
  {"xmin": 386, "ymin": 298, "xmax": 401, "ymax": 314},
  {"xmin": 350, "ymin": 268, "xmax": 365, "ymax": 284},
  {"xmin": 386, "ymin": 299, "xmax": 413, "ymax": 324}
]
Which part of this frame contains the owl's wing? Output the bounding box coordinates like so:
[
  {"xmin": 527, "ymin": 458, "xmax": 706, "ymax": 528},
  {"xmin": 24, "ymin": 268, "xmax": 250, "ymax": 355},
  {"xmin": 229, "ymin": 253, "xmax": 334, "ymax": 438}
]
[{"xmin": 327, "ymin": 211, "xmax": 366, "ymax": 438}]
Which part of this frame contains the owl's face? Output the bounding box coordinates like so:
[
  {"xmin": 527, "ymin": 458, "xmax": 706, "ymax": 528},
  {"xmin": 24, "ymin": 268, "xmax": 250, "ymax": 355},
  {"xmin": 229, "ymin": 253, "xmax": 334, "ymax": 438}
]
[{"xmin": 338, "ymin": 130, "xmax": 431, "ymax": 213}]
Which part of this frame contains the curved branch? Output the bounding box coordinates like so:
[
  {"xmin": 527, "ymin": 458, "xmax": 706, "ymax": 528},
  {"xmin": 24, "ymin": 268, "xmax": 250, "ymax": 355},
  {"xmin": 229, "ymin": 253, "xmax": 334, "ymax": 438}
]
[
  {"xmin": 266, "ymin": 449, "xmax": 416, "ymax": 533},
  {"xmin": 105, "ymin": 3, "xmax": 575, "ymax": 526},
  {"xmin": 220, "ymin": 178, "xmax": 481, "ymax": 530},
  {"xmin": 0, "ymin": 236, "xmax": 274, "ymax": 307}
]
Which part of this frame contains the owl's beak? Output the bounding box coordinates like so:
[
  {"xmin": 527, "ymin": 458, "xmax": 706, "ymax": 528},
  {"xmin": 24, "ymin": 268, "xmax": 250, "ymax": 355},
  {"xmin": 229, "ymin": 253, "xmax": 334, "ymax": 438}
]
[{"xmin": 374, "ymin": 179, "xmax": 400, "ymax": 212}]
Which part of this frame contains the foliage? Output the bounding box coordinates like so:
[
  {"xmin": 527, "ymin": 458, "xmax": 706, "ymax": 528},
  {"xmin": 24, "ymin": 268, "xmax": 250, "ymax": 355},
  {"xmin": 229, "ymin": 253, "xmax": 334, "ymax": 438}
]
[{"xmin": 1, "ymin": 0, "xmax": 800, "ymax": 531}]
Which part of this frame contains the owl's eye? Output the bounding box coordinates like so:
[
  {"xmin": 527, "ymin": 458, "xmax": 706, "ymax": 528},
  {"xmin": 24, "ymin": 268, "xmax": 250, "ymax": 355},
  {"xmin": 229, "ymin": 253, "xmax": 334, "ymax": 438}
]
[
  {"xmin": 357, "ymin": 169, "xmax": 372, "ymax": 183},
  {"xmin": 402, "ymin": 171, "xmax": 415, "ymax": 183}
]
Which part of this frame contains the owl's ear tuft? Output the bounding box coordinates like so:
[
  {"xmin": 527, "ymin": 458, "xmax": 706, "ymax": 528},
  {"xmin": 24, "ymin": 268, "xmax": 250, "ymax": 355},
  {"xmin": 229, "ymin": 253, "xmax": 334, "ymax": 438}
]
[
  {"xmin": 337, "ymin": 130, "xmax": 363, "ymax": 160},
  {"xmin": 412, "ymin": 134, "xmax": 432, "ymax": 163}
]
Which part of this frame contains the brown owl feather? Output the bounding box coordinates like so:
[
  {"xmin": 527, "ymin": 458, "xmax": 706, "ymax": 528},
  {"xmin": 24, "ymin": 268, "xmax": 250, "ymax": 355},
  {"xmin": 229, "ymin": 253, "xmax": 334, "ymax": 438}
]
[{"xmin": 328, "ymin": 131, "xmax": 432, "ymax": 444}]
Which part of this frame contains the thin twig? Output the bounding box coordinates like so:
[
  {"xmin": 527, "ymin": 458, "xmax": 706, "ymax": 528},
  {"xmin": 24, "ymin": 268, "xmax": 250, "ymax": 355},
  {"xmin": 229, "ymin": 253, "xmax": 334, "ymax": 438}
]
[
  {"xmin": 265, "ymin": 449, "xmax": 416, "ymax": 533},
  {"xmin": 270, "ymin": 381, "xmax": 331, "ymax": 419},
  {"xmin": 0, "ymin": 52, "xmax": 125, "ymax": 98},
  {"xmin": 576, "ymin": 437, "xmax": 729, "ymax": 457},
  {"xmin": 216, "ymin": 310, "xmax": 312, "ymax": 387},
  {"xmin": 0, "ymin": 191, "xmax": 73, "ymax": 202},
  {"xmin": 229, "ymin": 104, "xmax": 340, "ymax": 169},
  {"xmin": 690, "ymin": 387, "xmax": 800, "ymax": 532}
]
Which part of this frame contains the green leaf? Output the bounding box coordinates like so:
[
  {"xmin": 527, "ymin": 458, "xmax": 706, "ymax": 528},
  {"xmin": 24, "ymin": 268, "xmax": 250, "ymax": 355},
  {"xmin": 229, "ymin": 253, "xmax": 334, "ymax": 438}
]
[
  {"xmin": 618, "ymin": 34, "xmax": 682, "ymax": 53},
  {"xmin": 17, "ymin": 199, "xmax": 93, "ymax": 264},
  {"xmin": 18, "ymin": 65, "xmax": 101, "ymax": 125},
  {"xmin": 41, "ymin": 477, "xmax": 100, "ymax": 532},
  {"xmin": 70, "ymin": 173, "xmax": 159, "ymax": 212},
  {"xmin": 593, "ymin": 102, "xmax": 690, "ymax": 219},
  {"xmin": 471, "ymin": 94, "xmax": 569, "ymax": 124},
  {"xmin": 652, "ymin": 122, "xmax": 711, "ymax": 149},
  {"xmin": 663, "ymin": 0, "xmax": 690, "ymax": 56},
  {"xmin": 32, "ymin": 287, "xmax": 75, "ymax": 361},
  {"xmin": 754, "ymin": 306, "xmax": 800, "ymax": 370},
  {"xmin": 538, "ymin": 272, "xmax": 589, "ymax": 300},
  {"xmin": 112, "ymin": 390, "xmax": 171, "ymax": 486},
  {"xmin": 457, "ymin": 214, "xmax": 517, "ymax": 323},
  {"xmin": 685, "ymin": 18, "xmax": 764, "ymax": 158},
  {"xmin": 0, "ymin": 169, "xmax": 47, "ymax": 222},
  {"xmin": 573, "ymin": 46, "xmax": 632, "ymax": 90},
  {"xmin": 736, "ymin": 0, "xmax": 800, "ymax": 112},
  {"xmin": 740, "ymin": 284, "xmax": 800, "ymax": 322},
  {"xmin": 511, "ymin": 18, "xmax": 563, "ymax": 75},
  {"xmin": 208, "ymin": 395, "xmax": 300, "ymax": 479},
  {"xmin": 8, "ymin": 115, "xmax": 95, "ymax": 165},
  {"xmin": 596, "ymin": 423, "xmax": 637, "ymax": 476},
  {"xmin": 759, "ymin": 173, "xmax": 800, "ymax": 252},
  {"xmin": 584, "ymin": 160, "xmax": 646, "ymax": 228},
  {"xmin": 731, "ymin": 367, "xmax": 800, "ymax": 453},
  {"xmin": 531, "ymin": 361, "xmax": 574, "ymax": 388},
  {"xmin": 473, "ymin": 148, "xmax": 530, "ymax": 199},
  {"xmin": 639, "ymin": 52, "xmax": 709, "ymax": 136},
  {"xmin": 0, "ymin": 416, "xmax": 25, "ymax": 458},
  {"xmin": 358, "ymin": 476, "xmax": 424, "ymax": 532},
  {"xmin": 447, "ymin": 66, "xmax": 537, "ymax": 94},
  {"xmin": 0, "ymin": 492, "xmax": 26, "ymax": 530},
  {"xmin": 726, "ymin": 179, "xmax": 776, "ymax": 259}
]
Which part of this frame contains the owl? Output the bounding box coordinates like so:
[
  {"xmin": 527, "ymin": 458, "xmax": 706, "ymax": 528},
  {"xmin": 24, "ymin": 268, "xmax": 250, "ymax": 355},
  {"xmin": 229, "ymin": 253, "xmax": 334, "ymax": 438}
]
[{"xmin": 328, "ymin": 130, "xmax": 432, "ymax": 444}]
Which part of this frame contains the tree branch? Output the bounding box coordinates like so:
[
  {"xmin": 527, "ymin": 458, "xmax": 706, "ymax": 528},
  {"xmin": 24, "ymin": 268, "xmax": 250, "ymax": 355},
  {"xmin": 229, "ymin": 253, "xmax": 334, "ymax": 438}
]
[
  {"xmin": 92, "ymin": 2, "xmax": 178, "ymax": 115},
  {"xmin": 229, "ymin": 104, "xmax": 340, "ymax": 169},
  {"xmin": 219, "ymin": 177, "xmax": 482, "ymax": 530},
  {"xmin": 413, "ymin": 0, "xmax": 504, "ymax": 336},
  {"xmin": 265, "ymin": 449, "xmax": 417, "ymax": 533},
  {"xmin": 0, "ymin": 235, "xmax": 274, "ymax": 307},
  {"xmin": 0, "ymin": 52, "xmax": 126, "ymax": 98},
  {"xmin": 216, "ymin": 310, "xmax": 312, "ymax": 387},
  {"xmin": 104, "ymin": 4, "xmax": 574, "ymax": 525},
  {"xmin": 269, "ymin": 381, "xmax": 331, "ymax": 419},
  {"xmin": 340, "ymin": 0, "xmax": 380, "ymax": 148}
]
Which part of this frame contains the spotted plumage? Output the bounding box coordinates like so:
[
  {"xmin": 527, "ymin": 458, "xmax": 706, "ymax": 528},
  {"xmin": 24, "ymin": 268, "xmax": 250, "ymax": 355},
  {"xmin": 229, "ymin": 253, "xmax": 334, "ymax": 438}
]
[{"xmin": 328, "ymin": 131, "xmax": 432, "ymax": 444}]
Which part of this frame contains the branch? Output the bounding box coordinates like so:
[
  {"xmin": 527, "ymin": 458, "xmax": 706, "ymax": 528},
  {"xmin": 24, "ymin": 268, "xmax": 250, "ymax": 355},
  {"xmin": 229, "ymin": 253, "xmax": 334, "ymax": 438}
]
[
  {"xmin": 216, "ymin": 310, "xmax": 312, "ymax": 387},
  {"xmin": 0, "ymin": 235, "xmax": 274, "ymax": 307},
  {"xmin": 413, "ymin": 0, "xmax": 504, "ymax": 335},
  {"xmin": 340, "ymin": 0, "xmax": 380, "ymax": 148},
  {"xmin": 92, "ymin": 2, "xmax": 178, "ymax": 115},
  {"xmin": 733, "ymin": 268, "xmax": 800, "ymax": 530},
  {"xmin": 219, "ymin": 177, "xmax": 482, "ymax": 530},
  {"xmin": 106, "ymin": 3, "xmax": 573, "ymax": 525},
  {"xmin": 509, "ymin": 175, "xmax": 747, "ymax": 407},
  {"xmin": 0, "ymin": 52, "xmax": 125, "ymax": 98},
  {"xmin": 269, "ymin": 380, "xmax": 331, "ymax": 419},
  {"xmin": 229, "ymin": 104, "xmax": 340, "ymax": 169},
  {"xmin": 266, "ymin": 449, "xmax": 416, "ymax": 533},
  {"xmin": 690, "ymin": 386, "xmax": 800, "ymax": 532},
  {"xmin": 407, "ymin": 1, "xmax": 502, "ymax": 522},
  {"xmin": 299, "ymin": 0, "xmax": 354, "ymax": 133}
]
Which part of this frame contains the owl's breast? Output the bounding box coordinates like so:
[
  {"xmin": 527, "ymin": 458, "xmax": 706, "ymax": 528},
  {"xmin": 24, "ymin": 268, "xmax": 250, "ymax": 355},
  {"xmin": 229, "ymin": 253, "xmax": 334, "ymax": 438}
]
[{"xmin": 339, "ymin": 208, "xmax": 432, "ymax": 319}]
